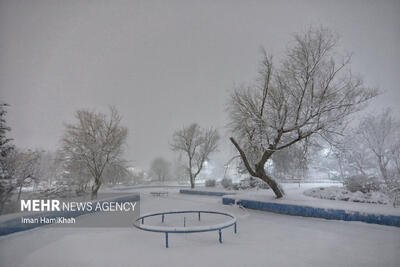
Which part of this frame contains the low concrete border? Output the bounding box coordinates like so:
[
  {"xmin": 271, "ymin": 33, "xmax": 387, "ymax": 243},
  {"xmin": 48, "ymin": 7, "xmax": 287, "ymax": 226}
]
[
  {"xmin": 180, "ymin": 189, "xmax": 236, "ymax": 197},
  {"xmin": 222, "ymin": 196, "xmax": 400, "ymax": 227},
  {"xmin": 0, "ymin": 194, "xmax": 140, "ymax": 236}
]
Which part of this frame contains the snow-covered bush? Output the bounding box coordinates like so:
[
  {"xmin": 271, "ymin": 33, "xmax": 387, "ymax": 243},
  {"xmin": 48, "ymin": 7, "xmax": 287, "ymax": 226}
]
[
  {"xmin": 304, "ymin": 186, "xmax": 390, "ymax": 204},
  {"xmin": 205, "ymin": 179, "xmax": 216, "ymax": 187},
  {"xmin": 220, "ymin": 178, "xmax": 232, "ymax": 189},
  {"xmin": 344, "ymin": 175, "xmax": 381, "ymax": 193},
  {"xmin": 221, "ymin": 177, "xmax": 269, "ymax": 190},
  {"xmin": 232, "ymin": 177, "xmax": 269, "ymax": 190}
]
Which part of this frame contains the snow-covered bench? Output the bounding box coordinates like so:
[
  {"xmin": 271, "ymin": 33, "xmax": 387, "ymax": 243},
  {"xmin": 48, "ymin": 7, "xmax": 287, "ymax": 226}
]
[{"xmin": 149, "ymin": 191, "xmax": 169, "ymax": 197}]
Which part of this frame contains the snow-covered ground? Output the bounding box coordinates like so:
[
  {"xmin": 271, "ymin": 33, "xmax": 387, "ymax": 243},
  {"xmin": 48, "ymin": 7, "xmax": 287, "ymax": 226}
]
[
  {"xmin": 0, "ymin": 186, "xmax": 399, "ymax": 267},
  {"xmin": 206, "ymin": 183, "xmax": 400, "ymax": 216}
]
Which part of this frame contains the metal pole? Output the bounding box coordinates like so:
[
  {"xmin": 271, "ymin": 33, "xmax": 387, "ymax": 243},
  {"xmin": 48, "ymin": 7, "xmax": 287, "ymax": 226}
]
[
  {"xmin": 198, "ymin": 211, "xmax": 201, "ymax": 221},
  {"xmin": 165, "ymin": 232, "xmax": 168, "ymax": 248},
  {"xmin": 141, "ymin": 217, "xmax": 144, "ymax": 224},
  {"xmin": 162, "ymin": 214, "xmax": 165, "ymax": 223},
  {"xmin": 218, "ymin": 229, "xmax": 222, "ymax": 243},
  {"xmin": 234, "ymin": 222, "xmax": 237, "ymax": 234},
  {"xmin": 184, "ymin": 217, "xmax": 186, "ymax": 227}
]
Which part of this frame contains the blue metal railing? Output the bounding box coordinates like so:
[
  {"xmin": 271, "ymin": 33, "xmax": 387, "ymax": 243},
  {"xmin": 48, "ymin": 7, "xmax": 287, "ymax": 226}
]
[{"xmin": 133, "ymin": 210, "xmax": 237, "ymax": 248}]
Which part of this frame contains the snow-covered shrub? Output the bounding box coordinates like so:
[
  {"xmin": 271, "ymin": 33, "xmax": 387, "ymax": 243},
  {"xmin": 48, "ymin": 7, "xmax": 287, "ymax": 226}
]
[
  {"xmin": 220, "ymin": 178, "xmax": 233, "ymax": 189},
  {"xmin": 344, "ymin": 175, "xmax": 381, "ymax": 193},
  {"xmin": 304, "ymin": 186, "xmax": 390, "ymax": 204},
  {"xmin": 232, "ymin": 177, "xmax": 269, "ymax": 190},
  {"xmin": 205, "ymin": 179, "xmax": 216, "ymax": 187},
  {"xmin": 222, "ymin": 177, "xmax": 269, "ymax": 190}
]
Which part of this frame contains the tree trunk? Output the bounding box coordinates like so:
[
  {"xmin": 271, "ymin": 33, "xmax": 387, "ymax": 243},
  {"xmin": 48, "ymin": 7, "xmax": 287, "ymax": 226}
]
[
  {"xmin": 190, "ymin": 173, "xmax": 194, "ymax": 188},
  {"xmin": 378, "ymin": 156, "xmax": 389, "ymax": 183},
  {"xmin": 91, "ymin": 178, "xmax": 102, "ymax": 200},
  {"xmin": 189, "ymin": 156, "xmax": 195, "ymax": 188},
  {"xmin": 256, "ymin": 166, "xmax": 284, "ymax": 198},
  {"xmin": 17, "ymin": 182, "xmax": 23, "ymax": 202},
  {"xmin": 230, "ymin": 137, "xmax": 284, "ymax": 198}
]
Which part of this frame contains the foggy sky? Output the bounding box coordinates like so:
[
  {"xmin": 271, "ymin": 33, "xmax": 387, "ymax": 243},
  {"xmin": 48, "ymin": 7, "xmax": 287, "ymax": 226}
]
[{"xmin": 1, "ymin": 0, "xmax": 399, "ymax": 170}]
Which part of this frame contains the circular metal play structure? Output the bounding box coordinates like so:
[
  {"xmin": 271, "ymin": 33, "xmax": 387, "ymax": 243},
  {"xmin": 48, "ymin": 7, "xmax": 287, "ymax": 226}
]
[{"xmin": 133, "ymin": 210, "xmax": 237, "ymax": 248}]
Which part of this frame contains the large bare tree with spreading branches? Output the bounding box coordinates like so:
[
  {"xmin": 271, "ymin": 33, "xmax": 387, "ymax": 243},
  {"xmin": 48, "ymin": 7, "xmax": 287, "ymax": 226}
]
[
  {"xmin": 61, "ymin": 107, "xmax": 128, "ymax": 198},
  {"xmin": 227, "ymin": 27, "xmax": 377, "ymax": 198},
  {"xmin": 171, "ymin": 124, "xmax": 219, "ymax": 188}
]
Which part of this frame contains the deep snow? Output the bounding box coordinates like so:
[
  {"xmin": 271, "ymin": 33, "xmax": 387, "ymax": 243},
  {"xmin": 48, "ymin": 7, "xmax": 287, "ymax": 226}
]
[{"xmin": 0, "ymin": 186, "xmax": 399, "ymax": 267}]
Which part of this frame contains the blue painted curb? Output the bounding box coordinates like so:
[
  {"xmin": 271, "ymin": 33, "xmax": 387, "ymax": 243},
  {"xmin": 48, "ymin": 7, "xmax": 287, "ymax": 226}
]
[
  {"xmin": 180, "ymin": 189, "xmax": 236, "ymax": 197},
  {"xmin": 0, "ymin": 194, "xmax": 140, "ymax": 236},
  {"xmin": 222, "ymin": 196, "xmax": 400, "ymax": 227}
]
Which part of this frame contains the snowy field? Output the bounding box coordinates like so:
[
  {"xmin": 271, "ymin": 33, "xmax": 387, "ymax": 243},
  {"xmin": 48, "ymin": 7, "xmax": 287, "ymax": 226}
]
[{"xmin": 1, "ymin": 187, "xmax": 399, "ymax": 267}]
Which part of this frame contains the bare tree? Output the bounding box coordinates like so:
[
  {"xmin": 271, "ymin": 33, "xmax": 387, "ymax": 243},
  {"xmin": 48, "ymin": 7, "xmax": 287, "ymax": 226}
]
[
  {"xmin": 338, "ymin": 109, "xmax": 400, "ymax": 205},
  {"xmin": 171, "ymin": 124, "xmax": 219, "ymax": 188},
  {"xmin": 36, "ymin": 150, "xmax": 64, "ymax": 188},
  {"xmin": 149, "ymin": 157, "xmax": 170, "ymax": 182},
  {"xmin": 390, "ymin": 138, "xmax": 400, "ymax": 206},
  {"xmin": 0, "ymin": 103, "xmax": 16, "ymax": 213},
  {"xmin": 227, "ymin": 26, "xmax": 377, "ymax": 198},
  {"xmin": 60, "ymin": 152, "xmax": 92, "ymax": 193},
  {"xmin": 61, "ymin": 107, "xmax": 128, "ymax": 198},
  {"xmin": 172, "ymin": 156, "xmax": 189, "ymax": 185},
  {"xmin": 103, "ymin": 163, "xmax": 130, "ymax": 186},
  {"xmin": 127, "ymin": 167, "xmax": 146, "ymax": 185},
  {"xmin": 339, "ymin": 133, "xmax": 374, "ymax": 178},
  {"xmin": 391, "ymin": 141, "xmax": 400, "ymax": 180},
  {"xmin": 341, "ymin": 110, "xmax": 399, "ymax": 177},
  {"xmin": 13, "ymin": 149, "xmax": 40, "ymax": 201},
  {"xmin": 351, "ymin": 110, "xmax": 399, "ymax": 180},
  {"xmin": 1, "ymin": 150, "xmax": 40, "ymax": 211},
  {"xmin": 357, "ymin": 109, "xmax": 399, "ymax": 182}
]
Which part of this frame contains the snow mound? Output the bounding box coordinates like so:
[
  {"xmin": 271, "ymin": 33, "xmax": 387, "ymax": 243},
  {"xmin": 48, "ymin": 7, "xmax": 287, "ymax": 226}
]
[
  {"xmin": 224, "ymin": 177, "xmax": 269, "ymax": 191},
  {"xmin": 304, "ymin": 186, "xmax": 390, "ymax": 205}
]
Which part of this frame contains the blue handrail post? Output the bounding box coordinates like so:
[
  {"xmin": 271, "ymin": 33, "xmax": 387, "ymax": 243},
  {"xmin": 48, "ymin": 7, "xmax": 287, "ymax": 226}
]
[
  {"xmin": 165, "ymin": 232, "xmax": 168, "ymax": 248},
  {"xmin": 141, "ymin": 217, "xmax": 144, "ymax": 224},
  {"xmin": 218, "ymin": 229, "xmax": 222, "ymax": 243},
  {"xmin": 198, "ymin": 211, "xmax": 201, "ymax": 221},
  {"xmin": 162, "ymin": 214, "xmax": 165, "ymax": 223},
  {"xmin": 184, "ymin": 217, "xmax": 186, "ymax": 227},
  {"xmin": 234, "ymin": 222, "xmax": 237, "ymax": 234}
]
